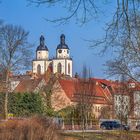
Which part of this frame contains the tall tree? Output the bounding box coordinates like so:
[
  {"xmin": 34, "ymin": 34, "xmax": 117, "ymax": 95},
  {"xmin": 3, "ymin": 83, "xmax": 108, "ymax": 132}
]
[
  {"xmin": 74, "ymin": 66, "xmax": 95, "ymax": 136},
  {"xmin": 28, "ymin": 0, "xmax": 140, "ymax": 81},
  {"xmin": 0, "ymin": 23, "xmax": 32, "ymax": 119}
]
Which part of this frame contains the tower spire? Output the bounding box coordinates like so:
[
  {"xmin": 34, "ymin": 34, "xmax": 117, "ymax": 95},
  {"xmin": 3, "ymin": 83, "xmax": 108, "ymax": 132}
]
[
  {"xmin": 40, "ymin": 35, "xmax": 45, "ymax": 46},
  {"xmin": 60, "ymin": 34, "xmax": 65, "ymax": 44}
]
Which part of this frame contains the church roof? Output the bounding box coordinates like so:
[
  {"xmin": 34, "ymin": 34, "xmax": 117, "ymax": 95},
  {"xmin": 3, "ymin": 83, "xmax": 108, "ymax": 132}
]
[
  {"xmin": 56, "ymin": 34, "xmax": 69, "ymax": 50},
  {"xmin": 36, "ymin": 35, "xmax": 48, "ymax": 51}
]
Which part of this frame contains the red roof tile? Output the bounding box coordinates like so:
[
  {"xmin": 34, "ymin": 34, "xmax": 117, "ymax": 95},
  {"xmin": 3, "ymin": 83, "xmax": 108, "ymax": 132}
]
[
  {"xmin": 14, "ymin": 78, "xmax": 43, "ymax": 93},
  {"xmin": 58, "ymin": 78, "xmax": 113, "ymax": 105}
]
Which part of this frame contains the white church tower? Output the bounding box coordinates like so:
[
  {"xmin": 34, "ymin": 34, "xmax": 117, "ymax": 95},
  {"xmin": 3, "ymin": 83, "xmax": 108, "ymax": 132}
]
[
  {"xmin": 32, "ymin": 35, "xmax": 50, "ymax": 75},
  {"xmin": 52, "ymin": 34, "xmax": 73, "ymax": 77},
  {"xmin": 32, "ymin": 34, "xmax": 73, "ymax": 77}
]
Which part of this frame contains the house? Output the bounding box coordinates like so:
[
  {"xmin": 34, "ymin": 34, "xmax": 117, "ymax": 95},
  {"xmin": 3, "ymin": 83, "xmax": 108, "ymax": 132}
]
[
  {"xmin": 51, "ymin": 78, "xmax": 113, "ymax": 119},
  {"xmin": 127, "ymin": 81, "xmax": 140, "ymax": 126}
]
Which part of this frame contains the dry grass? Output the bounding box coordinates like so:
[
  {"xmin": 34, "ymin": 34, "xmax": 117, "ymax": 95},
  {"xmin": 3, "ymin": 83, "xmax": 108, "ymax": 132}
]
[
  {"xmin": 0, "ymin": 116, "xmax": 60, "ymax": 140},
  {"xmin": 61, "ymin": 131, "xmax": 140, "ymax": 140}
]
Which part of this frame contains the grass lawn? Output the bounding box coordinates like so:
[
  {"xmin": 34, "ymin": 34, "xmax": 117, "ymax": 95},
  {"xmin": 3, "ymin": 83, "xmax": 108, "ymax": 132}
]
[{"xmin": 60, "ymin": 131, "xmax": 140, "ymax": 140}]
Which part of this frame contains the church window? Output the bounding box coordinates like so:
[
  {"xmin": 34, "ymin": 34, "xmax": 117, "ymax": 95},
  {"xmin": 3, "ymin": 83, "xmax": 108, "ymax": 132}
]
[
  {"xmin": 37, "ymin": 64, "xmax": 41, "ymax": 75},
  {"xmin": 67, "ymin": 50, "xmax": 69, "ymax": 54},
  {"xmin": 57, "ymin": 63, "xmax": 62, "ymax": 74},
  {"xmin": 68, "ymin": 63, "xmax": 70, "ymax": 74}
]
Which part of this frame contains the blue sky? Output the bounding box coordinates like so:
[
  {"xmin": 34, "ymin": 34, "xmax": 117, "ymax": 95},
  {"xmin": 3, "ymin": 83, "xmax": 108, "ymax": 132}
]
[{"xmin": 0, "ymin": 0, "xmax": 116, "ymax": 79}]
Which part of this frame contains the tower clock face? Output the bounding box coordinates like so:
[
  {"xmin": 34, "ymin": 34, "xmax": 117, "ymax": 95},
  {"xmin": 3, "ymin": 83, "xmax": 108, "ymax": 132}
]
[{"xmin": 58, "ymin": 49, "xmax": 62, "ymax": 53}]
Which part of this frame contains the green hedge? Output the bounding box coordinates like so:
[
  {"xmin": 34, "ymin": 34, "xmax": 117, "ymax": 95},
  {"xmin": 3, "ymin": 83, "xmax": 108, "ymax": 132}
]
[{"xmin": 0, "ymin": 92, "xmax": 45, "ymax": 117}]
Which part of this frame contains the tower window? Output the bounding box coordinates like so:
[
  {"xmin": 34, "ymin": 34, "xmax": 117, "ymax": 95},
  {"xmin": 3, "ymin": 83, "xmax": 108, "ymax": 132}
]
[
  {"xmin": 37, "ymin": 64, "xmax": 41, "ymax": 75},
  {"xmin": 57, "ymin": 63, "xmax": 62, "ymax": 74},
  {"xmin": 58, "ymin": 49, "xmax": 62, "ymax": 53}
]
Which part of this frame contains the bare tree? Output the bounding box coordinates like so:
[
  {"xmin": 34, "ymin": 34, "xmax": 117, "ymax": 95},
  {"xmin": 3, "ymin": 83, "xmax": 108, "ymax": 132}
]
[
  {"xmin": 0, "ymin": 23, "xmax": 32, "ymax": 119},
  {"xmin": 74, "ymin": 66, "xmax": 95, "ymax": 137},
  {"xmin": 104, "ymin": 11, "xmax": 140, "ymax": 80},
  {"xmin": 27, "ymin": 0, "xmax": 140, "ymax": 26},
  {"xmin": 27, "ymin": 0, "xmax": 99, "ymax": 24},
  {"xmin": 27, "ymin": 0, "xmax": 140, "ymax": 81},
  {"xmin": 113, "ymin": 75, "xmax": 132, "ymax": 125}
]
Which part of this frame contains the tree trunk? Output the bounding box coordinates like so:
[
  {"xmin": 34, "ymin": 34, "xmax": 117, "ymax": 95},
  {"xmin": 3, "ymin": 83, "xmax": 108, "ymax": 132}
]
[
  {"xmin": 72, "ymin": 117, "xmax": 74, "ymax": 130},
  {"xmin": 4, "ymin": 71, "xmax": 9, "ymax": 120},
  {"xmin": 90, "ymin": 119, "xmax": 93, "ymax": 129},
  {"xmin": 4, "ymin": 92, "xmax": 8, "ymax": 120}
]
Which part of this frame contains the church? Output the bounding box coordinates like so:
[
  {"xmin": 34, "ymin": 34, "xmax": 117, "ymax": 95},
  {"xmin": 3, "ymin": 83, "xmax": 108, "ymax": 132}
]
[{"xmin": 32, "ymin": 34, "xmax": 73, "ymax": 77}]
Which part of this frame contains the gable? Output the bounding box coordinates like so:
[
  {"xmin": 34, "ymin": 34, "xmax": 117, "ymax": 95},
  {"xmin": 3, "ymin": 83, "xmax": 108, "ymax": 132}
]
[{"xmin": 51, "ymin": 80, "xmax": 73, "ymax": 111}]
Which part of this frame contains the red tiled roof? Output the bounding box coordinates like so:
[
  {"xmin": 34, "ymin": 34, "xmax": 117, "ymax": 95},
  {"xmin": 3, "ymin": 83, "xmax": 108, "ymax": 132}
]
[
  {"xmin": 14, "ymin": 78, "xmax": 43, "ymax": 93},
  {"xmin": 92, "ymin": 78, "xmax": 112, "ymax": 86},
  {"xmin": 59, "ymin": 79, "xmax": 75, "ymax": 99},
  {"xmin": 58, "ymin": 78, "xmax": 113, "ymax": 105}
]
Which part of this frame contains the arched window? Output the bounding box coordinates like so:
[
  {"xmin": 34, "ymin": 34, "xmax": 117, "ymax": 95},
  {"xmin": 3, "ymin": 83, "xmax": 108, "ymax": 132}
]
[
  {"xmin": 57, "ymin": 63, "xmax": 62, "ymax": 74},
  {"xmin": 68, "ymin": 63, "xmax": 70, "ymax": 74},
  {"xmin": 37, "ymin": 64, "xmax": 41, "ymax": 75},
  {"xmin": 48, "ymin": 62, "xmax": 53, "ymax": 72}
]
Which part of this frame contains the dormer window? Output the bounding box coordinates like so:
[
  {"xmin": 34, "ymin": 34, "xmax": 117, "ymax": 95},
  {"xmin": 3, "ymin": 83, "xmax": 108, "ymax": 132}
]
[{"xmin": 129, "ymin": 83, "xmax": 136, "ymax": 88}]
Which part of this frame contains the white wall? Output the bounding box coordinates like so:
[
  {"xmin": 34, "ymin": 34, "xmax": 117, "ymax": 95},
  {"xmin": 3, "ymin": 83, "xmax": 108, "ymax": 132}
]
[
  {"xmin": 52, "ymin": 59, "xmax": 73, "ymax": 77},
  {"xmin": 52, "ymin": 59, "xmax": 66, "ymax": 74},
  {"xmin": 36, "ymin": 50, "xmax": 49, "ymax": 60},
  {"xmin": 134, "ymin": 91, "xmax": 140, "ymax": 118},
  {"xmin": 57, "ymin": 49, "xmax": 70, "ymax": 58},
  {"xmin": 66, "ymin": 59, "xmax": 72, "ymax": 77},
  {"xmin": 32, "ymin": 60, "xmax": 45, "ymax": 74},
  {"xmin": 10, "ymin": 80, "xmax": 20, "ymax": 91},
  {"xmin": 114, "ymin": 94, "xmax": 130, "ymax": 117}
]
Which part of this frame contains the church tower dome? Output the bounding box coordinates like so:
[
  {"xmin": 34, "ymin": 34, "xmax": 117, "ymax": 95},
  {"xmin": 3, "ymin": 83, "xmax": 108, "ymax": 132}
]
[
  {"xmin": 56, "ymin": 34, "xmax": 70, "ymax": 58},
  {"xmin": 36, "ymin": 35, "xmax": 49, "ymax": 60}
]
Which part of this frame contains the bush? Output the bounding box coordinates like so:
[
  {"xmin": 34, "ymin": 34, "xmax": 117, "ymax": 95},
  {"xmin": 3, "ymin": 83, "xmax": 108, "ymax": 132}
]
[
  {"xmin": 8, "ymin": 92, "xmax": 45, "ymax": 117},
  {"xmin": 0, "ymin": 116, "xmax": 60, "ymax": 140}
]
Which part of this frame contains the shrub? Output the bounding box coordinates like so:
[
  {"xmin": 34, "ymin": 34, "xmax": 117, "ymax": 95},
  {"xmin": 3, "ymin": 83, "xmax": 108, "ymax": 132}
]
[
  {"xmin": 0, "ymin": 116, "xmax": 60, "ymax": 140},
  {"xmin": 8, "ymin": 92, "xmax": 45, "ymax": 117}
]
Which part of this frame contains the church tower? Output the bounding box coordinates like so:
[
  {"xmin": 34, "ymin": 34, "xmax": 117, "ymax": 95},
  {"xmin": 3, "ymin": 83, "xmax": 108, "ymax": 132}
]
[
  {"xmin": 32, "ymin": 35, "xmax": 50, "ymax": 75},
  {"xmin": 52, "ymin": 34, "xmax": 73, "ymax": 77},
  {"xmin": 32, "ymin": 34, "xmax": 73, "ymax": 77},
  {"xmin": 36, "ymin": 35, "xmax": 49, "ymax": 60},
  {"xmin": 56, "ymin": 34, "xmax": 70, "ymax": 58}
]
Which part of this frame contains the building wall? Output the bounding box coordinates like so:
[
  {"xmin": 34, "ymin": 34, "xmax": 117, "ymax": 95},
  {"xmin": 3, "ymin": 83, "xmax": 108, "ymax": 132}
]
[
  {"xmin": 10, "ymin": 80, "xmax": 20, "ymax": 91},
  {"xmin": 45, "ymin": 60, "xmax": 52, "ymax": 71},
  {"xmin": 66, "ymin": 59, "xmax": 72, "ymax": 77},
  {"xmin": 32, "ymin": 60, "xmax": 46, "ymax": 74},
  {"xmin": 133, "ymin": 91, "xmax": 140, "ymax": 118},
  {"xmin": 51, "ymin": 80, "xmax": 73, "ymax": 111},
  {"xmin": 52, "ymin": 59, "xmax": 65, "ymax": 75},
  {"xmin": 92, "ymin": 104, "xmax": 108, "ymax": 119},
  {"xmin": 36, "ymin": 50, "xmax": 49, "ymax": 60},
  {"xmin": 52, "ymin": 59, "xmax": 72, "ymax": 77},
  {"xmin": 56, "ymin": 49, "xmax": 70, "ymax": 58},
  {"xmin": 34, "ymin": 79, "xmax": 46, "ymax": 92},
  {"xmin": 114, "ymin": 94, "xmax": 130, "ymax": 118}
]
